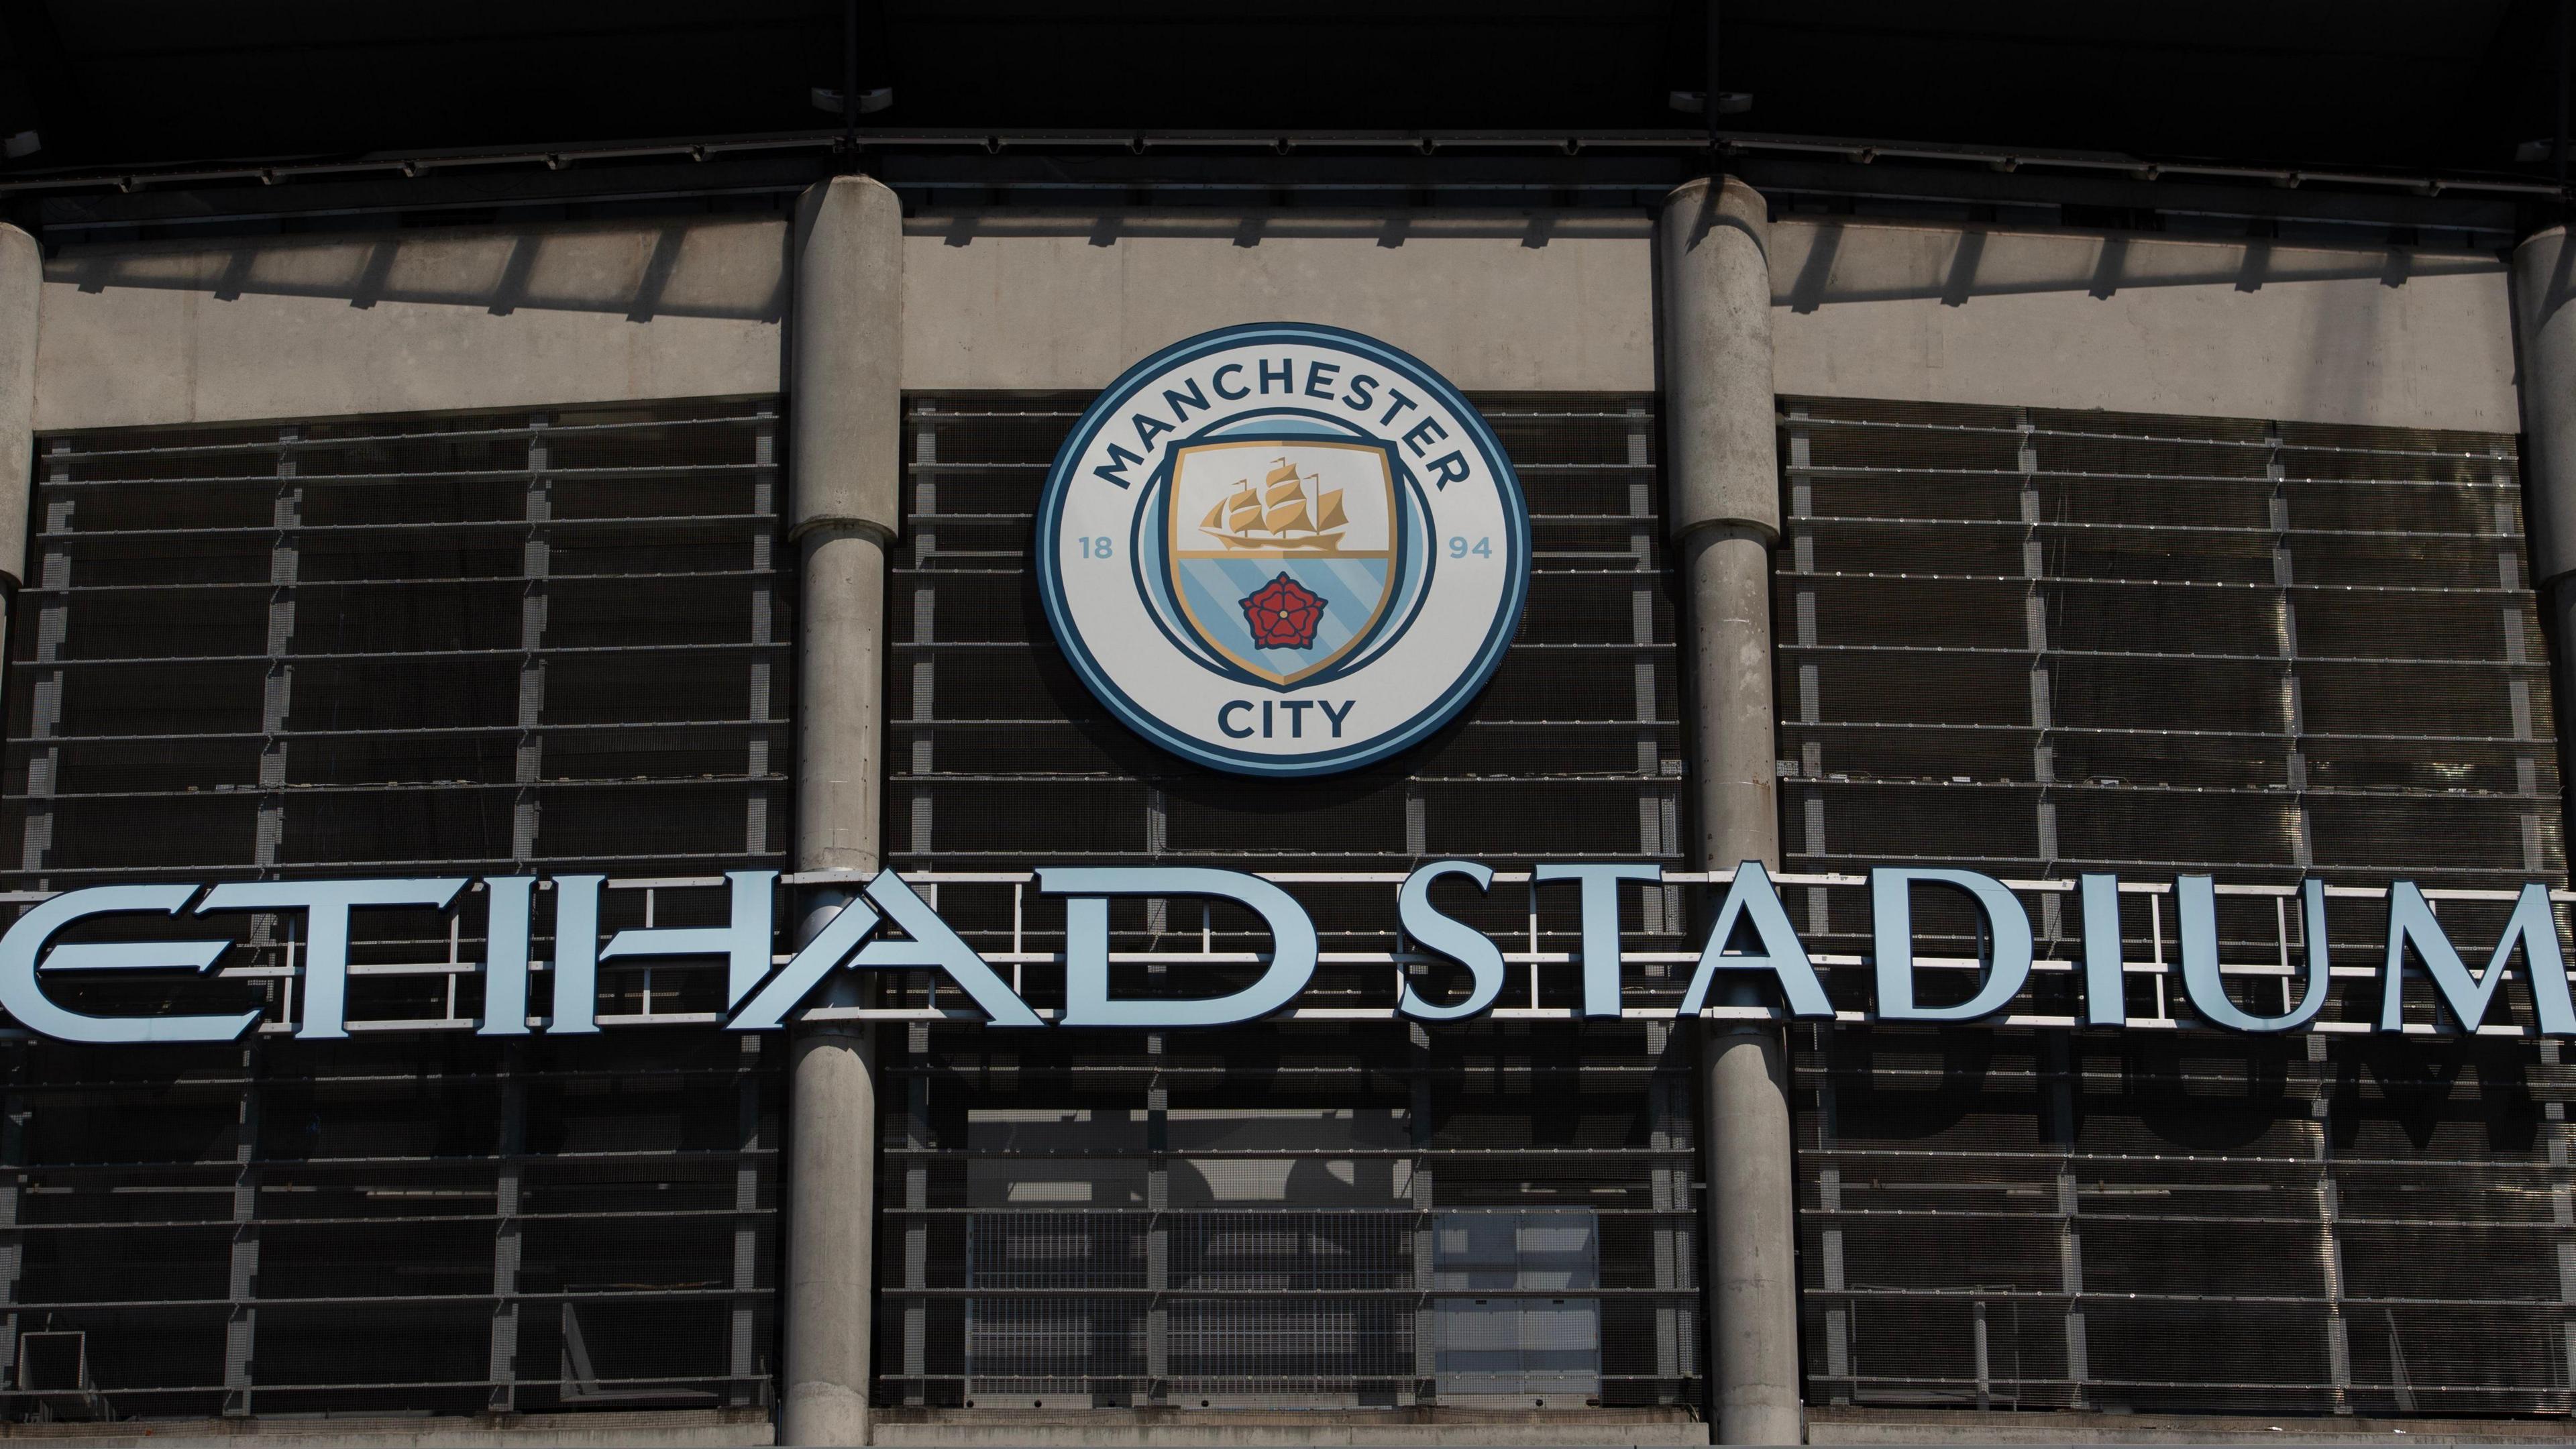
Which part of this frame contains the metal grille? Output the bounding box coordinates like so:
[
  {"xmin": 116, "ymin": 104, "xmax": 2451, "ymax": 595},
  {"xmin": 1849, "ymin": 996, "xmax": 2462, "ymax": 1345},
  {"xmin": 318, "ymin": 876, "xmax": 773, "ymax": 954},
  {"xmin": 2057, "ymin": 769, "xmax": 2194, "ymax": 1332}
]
[
  {"xmin": 1780, "ymin": 398, "xmax": 2576, "ymax": 1417},
  {"xmin": 0, "ymin": 401, "xmax": 787, "ymax": 1421},
  {"xmin": 7, "ymin": 402, "xmax": 788, "ymax": 883},
  {"xmin": 885, "ymin": 394, "xmax": 1697, "ymax": 1410}
]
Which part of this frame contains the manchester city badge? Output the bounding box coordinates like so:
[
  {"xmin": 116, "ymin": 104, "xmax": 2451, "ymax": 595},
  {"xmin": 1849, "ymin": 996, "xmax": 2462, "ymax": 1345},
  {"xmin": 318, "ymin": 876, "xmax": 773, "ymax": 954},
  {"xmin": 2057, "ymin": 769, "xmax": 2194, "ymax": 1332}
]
[{"xmin": 1036, "ymin": 323, "xmax": 1532, "ymax": 776}]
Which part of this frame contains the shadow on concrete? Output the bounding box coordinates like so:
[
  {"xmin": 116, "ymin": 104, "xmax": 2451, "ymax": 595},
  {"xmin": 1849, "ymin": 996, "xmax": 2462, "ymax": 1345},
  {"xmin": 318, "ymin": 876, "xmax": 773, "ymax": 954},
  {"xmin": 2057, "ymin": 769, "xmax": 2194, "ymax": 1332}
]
[
  {"xmin": 49, "ymin": 215, "xmax": 792, "ymax": 324},
  {"xmin": 1772, "ymin": 217, "xmax": 2500, "ymax": 311}
]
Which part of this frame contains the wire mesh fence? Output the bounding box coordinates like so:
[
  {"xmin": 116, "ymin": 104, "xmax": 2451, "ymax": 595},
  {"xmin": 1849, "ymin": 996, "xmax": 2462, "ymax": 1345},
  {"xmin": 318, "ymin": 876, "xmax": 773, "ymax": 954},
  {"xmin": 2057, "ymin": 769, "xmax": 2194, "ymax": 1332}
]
[
  {"xmin": 881, "ymin": 1019, "xmax": 1695, "ymax": 1411},
  {"xmin": 0, "ymin": 400, "xmax": 788, "ymax": 1423},
  {"xmin": 1780, "ymin": 398, "xmax": 2576, "ymax": 1417}
]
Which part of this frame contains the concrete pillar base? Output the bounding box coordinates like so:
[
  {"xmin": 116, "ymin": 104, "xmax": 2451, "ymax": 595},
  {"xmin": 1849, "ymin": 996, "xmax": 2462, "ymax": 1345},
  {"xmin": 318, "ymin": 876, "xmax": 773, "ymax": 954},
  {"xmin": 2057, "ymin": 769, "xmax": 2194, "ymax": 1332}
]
[
  {"xmin": 1703, "ymin": 1026, "xmax": 1803, "ymax": 1447},
  {"xmin": 782, "ymin": 1381, "xmax": 877, "ymax": 1449},
  {"xmin": 0, "ymin": 1407, "xmax": 775, "ymax": 1447},
  {"xmin": 1807, "ymin": 1404, "xmax": 2576, "ymax": 1444},
  {"xmin": 866, "ymin": 1407, "xmax": 1709, "ymax": 1447},
  {"xmin": 782, "ymin": 1025, "xmax": 880, "ymax": 1447}
]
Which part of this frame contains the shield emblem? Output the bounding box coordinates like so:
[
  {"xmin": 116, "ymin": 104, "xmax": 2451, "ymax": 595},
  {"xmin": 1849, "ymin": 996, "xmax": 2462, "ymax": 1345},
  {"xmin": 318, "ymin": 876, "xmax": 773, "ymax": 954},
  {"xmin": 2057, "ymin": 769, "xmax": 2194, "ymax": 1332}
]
[{"xmin": 1165, "ymin": 437, "xmax": 1400, "ymax": 687}]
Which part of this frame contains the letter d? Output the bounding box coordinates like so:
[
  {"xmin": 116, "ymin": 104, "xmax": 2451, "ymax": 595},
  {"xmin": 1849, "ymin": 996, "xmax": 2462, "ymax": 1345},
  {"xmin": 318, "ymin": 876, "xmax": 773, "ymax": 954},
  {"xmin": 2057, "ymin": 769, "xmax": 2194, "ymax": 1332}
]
[{"xmin": 1041, "ymin": 867, "xmax": 1317, "ymax": 1027}]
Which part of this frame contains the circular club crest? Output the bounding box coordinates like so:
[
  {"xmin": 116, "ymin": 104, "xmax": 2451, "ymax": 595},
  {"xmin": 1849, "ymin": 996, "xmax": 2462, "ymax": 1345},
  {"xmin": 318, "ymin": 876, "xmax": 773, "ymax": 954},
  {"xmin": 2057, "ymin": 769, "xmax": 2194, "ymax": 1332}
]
[{"xmin": 1037, "ymin": 323, "xmax": 1532, "ymax": 776}]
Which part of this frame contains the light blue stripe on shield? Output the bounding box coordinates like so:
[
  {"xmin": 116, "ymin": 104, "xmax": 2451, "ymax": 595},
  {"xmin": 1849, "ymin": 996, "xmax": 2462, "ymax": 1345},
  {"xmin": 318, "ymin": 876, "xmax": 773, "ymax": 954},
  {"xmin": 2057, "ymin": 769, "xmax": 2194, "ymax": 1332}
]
[{"xmin": 1177, "ymin": 556, "xmax": 1392, "ymax": 676}]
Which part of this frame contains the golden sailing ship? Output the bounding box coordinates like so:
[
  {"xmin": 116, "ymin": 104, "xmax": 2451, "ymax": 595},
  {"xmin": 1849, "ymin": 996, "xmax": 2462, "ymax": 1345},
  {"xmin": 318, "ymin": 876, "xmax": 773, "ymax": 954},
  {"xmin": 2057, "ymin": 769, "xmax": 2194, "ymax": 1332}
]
[{"xmin": 1198, "ymin": 457, "xmax": 1349, "ymax": 552}]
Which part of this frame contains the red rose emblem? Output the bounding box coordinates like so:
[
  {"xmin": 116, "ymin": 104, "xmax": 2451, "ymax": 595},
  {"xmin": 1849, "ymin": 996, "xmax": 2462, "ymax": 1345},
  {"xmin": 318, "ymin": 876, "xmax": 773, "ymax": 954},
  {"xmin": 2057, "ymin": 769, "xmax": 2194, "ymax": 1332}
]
[{"xmin": 1241, "ymin": 572, "xmax": 1326, "ymax": 650}]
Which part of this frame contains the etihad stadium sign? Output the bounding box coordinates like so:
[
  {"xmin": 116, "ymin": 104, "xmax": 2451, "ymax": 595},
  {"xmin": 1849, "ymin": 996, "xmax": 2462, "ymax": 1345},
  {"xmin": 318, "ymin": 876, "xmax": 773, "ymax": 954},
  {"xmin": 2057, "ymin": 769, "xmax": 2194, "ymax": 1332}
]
[{"xmin": 0, "ymin": 861, "xmax": 2570, "ymax": 1045}]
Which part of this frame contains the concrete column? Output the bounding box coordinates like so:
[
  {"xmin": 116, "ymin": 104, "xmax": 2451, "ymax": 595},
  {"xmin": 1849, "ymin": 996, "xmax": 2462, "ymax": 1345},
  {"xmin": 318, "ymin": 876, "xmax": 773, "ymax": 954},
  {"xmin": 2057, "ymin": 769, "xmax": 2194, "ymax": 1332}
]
[
  {"xmin": 2512, "ymin": 227, "xmax": 2576, "ymax": 854},
  {"xmin": 784, "ymin": 1013, "xmax": 880, "ymax": 1446},
  {"xmin": 1659, "ymin": 176, "xmax": 1803, "ymax": 1446},
  {"xmin": 0, "ymin": 225, "xmax": 39, "ymax": 640},
  {"xmin": 782, "ymin": 174, "xmax": 904, "ymax": 1448}
]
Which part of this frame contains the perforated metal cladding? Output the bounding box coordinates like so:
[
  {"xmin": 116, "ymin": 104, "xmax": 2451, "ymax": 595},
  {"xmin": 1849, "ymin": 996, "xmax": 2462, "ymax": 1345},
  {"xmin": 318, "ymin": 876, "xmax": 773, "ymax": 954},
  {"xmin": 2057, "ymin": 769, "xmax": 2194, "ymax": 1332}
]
[
  {"xmin": 1778, "ymin": 400, "xmax": 2560, "ymax": 888},
  {"xmin": 0, "ymin": 403, "xmax": 786, "ymax": 1420},
  {"xmin": 888, "ymin": 396, "xmax": 1699, "ymax": 1409},
  {"xmin": 1781, "ymin": 398, "xmax": 2576, "ymax": 1417},
  {"xmin": 7, "ymin": 403, "xmax": 788, "ymax": 882}
]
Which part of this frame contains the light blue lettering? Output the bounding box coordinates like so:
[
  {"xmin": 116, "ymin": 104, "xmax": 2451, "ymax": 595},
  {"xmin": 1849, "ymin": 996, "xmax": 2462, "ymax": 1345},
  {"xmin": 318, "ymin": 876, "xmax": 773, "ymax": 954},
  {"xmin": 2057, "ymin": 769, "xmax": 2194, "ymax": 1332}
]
[
  {"xmin": 2178, "ymin": 875, "xmax": 2328, "ymax": 1033},
  {"xmin": 0, "ymin": 885, "xmax": 250, "ymax": 1045},
  {"xmin": 2378, "ymin": 879, "xmax": 2576, "ymax": 1036},
  {"xmin": 199, "ymin": 877, "xmax": 469, "ymax": 1039},
  {"xmin": 727, "ymin": 871, "xmax": 1042, "ymax": 1030},
  {"xmin": 549, "ymin": 875, "xmax": 604, "ymax": 1033},
  {"xmin": 1871, "ymin": 867, "xmax": 2032, "ymax": 1022},
  {"xmin": 478, "ymin": 877, "xmax": 538, "ymax": 1036},
  {"xmin": 1044, "ymin": 867, "xmax": 1318, "ymax": 1027},
  {"xmin": 1676, "ymin": 861, "xmax": 1833, "ymax": 1018},
  {"xmin": 2078, "ymin": 873, "xmax": 2127, "ymax": 1027},
  {"xmin": 596, "ymin": 870, "xmax": 779, "ymax": 1011},
  {"xmin": 1533, "ymin": 862, "xmax": 1663, "ymax": 1018},
  {"xmin": 1396, "ymin": 861, "xmax": 1505, "ymax": 1021}
]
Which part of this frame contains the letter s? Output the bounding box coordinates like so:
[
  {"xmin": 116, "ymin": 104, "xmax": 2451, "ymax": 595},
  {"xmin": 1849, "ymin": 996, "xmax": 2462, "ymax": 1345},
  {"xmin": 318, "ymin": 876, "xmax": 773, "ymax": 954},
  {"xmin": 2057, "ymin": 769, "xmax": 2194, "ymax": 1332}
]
[{"xmin": 1396, "ymin": 861, "xmax": 1506, "ymax": 1021}]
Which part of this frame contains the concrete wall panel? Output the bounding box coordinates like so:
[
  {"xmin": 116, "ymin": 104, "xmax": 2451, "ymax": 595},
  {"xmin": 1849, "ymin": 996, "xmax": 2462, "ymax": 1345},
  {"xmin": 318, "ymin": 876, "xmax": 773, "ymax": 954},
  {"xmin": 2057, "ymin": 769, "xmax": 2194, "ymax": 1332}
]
[
  {"xmin": 24, "ymin": 209, "xmax": 2519, "ymax": 440},
  {"xmin": 898, "ymin": 212, "xmax": 1656, "ymax": 394},
  {"xmin": 1768, "ymin": 218, "xmax": 2516, "ymax": 433},
  {"xmin": 34, "ymin": 218, "xmax": 788, "ymax": 431}
]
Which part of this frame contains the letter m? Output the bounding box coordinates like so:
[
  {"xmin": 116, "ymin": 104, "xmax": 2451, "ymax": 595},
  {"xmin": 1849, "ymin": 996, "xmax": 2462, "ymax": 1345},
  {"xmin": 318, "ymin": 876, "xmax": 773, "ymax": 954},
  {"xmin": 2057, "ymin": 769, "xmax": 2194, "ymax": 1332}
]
[
  {"xmin": 1092, "ymin": 443, "xmax": 1145, "ymax": 489},
  {"xmin": 2379, "ymin": 881, "xmax": 2576, "ymax": 1036}
]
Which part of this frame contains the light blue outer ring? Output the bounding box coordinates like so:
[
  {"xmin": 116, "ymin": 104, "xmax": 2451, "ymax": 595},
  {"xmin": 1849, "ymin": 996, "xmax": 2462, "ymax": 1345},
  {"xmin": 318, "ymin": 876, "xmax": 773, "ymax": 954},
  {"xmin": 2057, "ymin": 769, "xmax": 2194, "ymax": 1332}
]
[{"xmin": 1035, "ymin": 322, "xmax": 1532, "ymax": 777}]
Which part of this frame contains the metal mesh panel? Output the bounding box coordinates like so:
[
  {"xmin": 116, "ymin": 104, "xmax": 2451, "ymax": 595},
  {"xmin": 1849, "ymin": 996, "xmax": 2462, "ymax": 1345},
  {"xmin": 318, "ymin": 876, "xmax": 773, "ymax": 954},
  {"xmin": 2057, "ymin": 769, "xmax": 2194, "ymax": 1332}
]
[
  {"xmin": 886, "ymin": 395, "xmax": 1697, "ymax": 1411},
  {"xmin": 0, "ymin": 402, "xmax": 787, "ymax": 1421},
  {"xmin": 1780, "ymin": 398, "xmax": 2576, "ymax": 1418},
  {"xmin": 884, "ymin": 1022, "xmax": 1690, "ymax": 1411}
]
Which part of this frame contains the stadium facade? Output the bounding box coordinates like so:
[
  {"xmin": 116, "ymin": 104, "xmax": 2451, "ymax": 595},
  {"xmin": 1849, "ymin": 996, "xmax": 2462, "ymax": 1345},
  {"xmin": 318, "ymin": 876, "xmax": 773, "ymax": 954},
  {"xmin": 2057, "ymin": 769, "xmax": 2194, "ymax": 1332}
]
[{"xmin": 0, "ymin": 60, "xmax": 2571, "ymax": 1449}]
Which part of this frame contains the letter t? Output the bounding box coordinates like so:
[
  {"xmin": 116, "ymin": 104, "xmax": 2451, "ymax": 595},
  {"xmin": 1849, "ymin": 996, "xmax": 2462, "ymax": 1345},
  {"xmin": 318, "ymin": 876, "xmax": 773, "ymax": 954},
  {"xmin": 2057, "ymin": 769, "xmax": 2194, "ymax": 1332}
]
[{"xmin": 1532, "ymin": 863, "xmax": 1664, "ymax": 1018}]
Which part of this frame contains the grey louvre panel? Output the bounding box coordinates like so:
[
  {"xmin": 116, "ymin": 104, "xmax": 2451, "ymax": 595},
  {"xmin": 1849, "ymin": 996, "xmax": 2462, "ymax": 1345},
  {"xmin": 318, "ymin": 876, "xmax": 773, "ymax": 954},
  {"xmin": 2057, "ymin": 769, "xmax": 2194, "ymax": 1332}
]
[
  {"xmin": 7, "ymin": 403, "xmax": 790, "ymax": 882},
  {"xmin": 1780, "ymin": 398, "xmax": 2575, "ymax": 1417},
  {"xmin": 0, "ymin": 402, "xmax": 787, "ymax": 1419},
  {"xmin": 888, "ymin": 395, "xmax": 1699, "ymax": 1410}
]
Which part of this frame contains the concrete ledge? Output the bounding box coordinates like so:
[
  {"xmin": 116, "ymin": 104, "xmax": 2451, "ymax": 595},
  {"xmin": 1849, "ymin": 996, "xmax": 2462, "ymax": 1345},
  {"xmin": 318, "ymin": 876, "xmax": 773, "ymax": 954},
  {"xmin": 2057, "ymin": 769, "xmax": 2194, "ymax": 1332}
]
[
  {"xmin": 899, "ymin": 209, "xmax": 1655, "ymax": 394},
  {"xmin": 1808, "ymin": 1405, "xmax": 2576, "ymax": 1444},
  {"xmin": 1767, "ymin": 217, "xmax": 2515, "ymax": 434},
  {"xmin": 0, "ymin": 1407, "xmax": 771, "ymax": 1447},
  {"xmin": 869, "ymin": 1405, "xmax": 1705, "ymax": 1446},
  {"xmin": 35, "ymin": 218, "xmax": 788, "ymax": 432}
]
